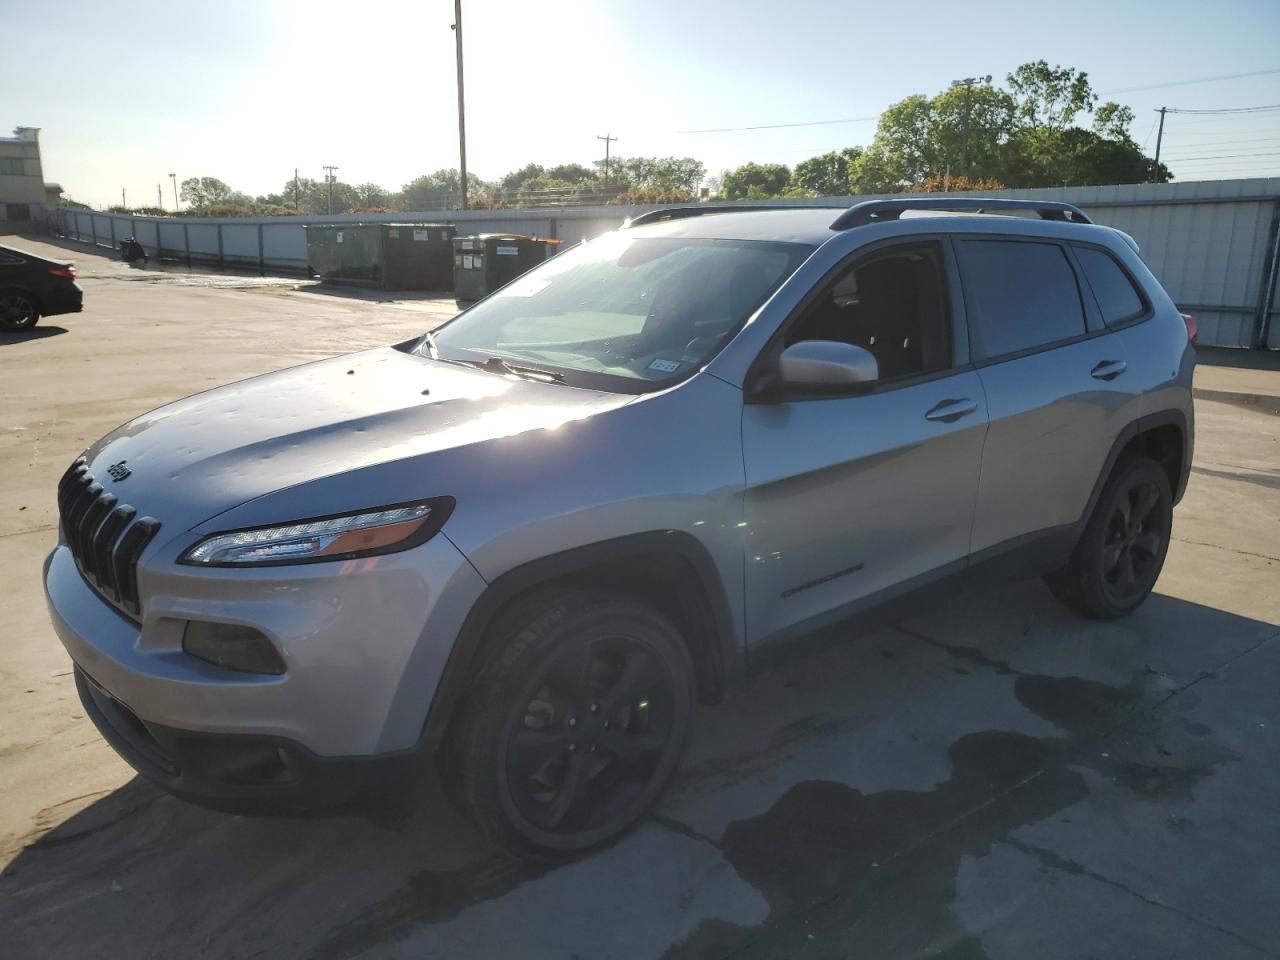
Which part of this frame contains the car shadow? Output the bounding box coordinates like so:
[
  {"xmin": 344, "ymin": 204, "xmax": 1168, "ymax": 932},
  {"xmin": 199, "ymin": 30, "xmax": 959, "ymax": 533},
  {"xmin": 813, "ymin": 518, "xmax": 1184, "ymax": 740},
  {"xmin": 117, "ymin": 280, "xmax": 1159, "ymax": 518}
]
[
  {"xmin": 0, "ymin": 325, "xmax": 68, "ymax": 344},
  {"xmin": 1195, "ymin": 344, "xmax": 1280, "ymax": 372},
  {"xmin": 2, "ymin": 579, "xmax": 1276, "ymax": 960}
]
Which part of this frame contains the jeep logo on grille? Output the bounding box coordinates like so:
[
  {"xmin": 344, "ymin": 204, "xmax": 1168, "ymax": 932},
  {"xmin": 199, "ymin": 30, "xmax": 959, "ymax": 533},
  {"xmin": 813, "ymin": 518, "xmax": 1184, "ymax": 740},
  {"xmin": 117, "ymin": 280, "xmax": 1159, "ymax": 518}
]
[{"xmin": 106, "ymin": 460, "xmax": 131, "ymax": 482}]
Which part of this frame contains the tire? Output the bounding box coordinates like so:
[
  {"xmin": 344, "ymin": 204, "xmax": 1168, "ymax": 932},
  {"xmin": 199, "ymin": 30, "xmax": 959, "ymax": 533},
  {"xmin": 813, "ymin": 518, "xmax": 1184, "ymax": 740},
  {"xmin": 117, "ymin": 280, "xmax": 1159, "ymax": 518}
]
[
  {"xmin": 0, "ymin": 292, "xmax": 39, "ymax": 331},
  {"xmin": 1045, "ymin": 457, "xmax": 1173, "ymax": 619},
  {"xmin": 449, "ymin": 591, "xmax": 695, "ymax": 856}
]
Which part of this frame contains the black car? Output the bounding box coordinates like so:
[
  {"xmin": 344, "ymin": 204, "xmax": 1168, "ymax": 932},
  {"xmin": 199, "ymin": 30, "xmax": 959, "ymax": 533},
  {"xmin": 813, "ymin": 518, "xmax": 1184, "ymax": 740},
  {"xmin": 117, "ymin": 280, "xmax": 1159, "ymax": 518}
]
[{"xmin": 0, "ymin": 243, "xmax": 84, "ymax": 331}]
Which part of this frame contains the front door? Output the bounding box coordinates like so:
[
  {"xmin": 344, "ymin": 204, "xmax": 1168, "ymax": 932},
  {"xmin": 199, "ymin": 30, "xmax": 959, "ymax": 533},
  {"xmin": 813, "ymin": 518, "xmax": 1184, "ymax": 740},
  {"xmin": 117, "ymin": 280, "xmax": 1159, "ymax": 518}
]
[{"xmin": 741, "ymin": 239, "xmax": 988, "ymax": 647}]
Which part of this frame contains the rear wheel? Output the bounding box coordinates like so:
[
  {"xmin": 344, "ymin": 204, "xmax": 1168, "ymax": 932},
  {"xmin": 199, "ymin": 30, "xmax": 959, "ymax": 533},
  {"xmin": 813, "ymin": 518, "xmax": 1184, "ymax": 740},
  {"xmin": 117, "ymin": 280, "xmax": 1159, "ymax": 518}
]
[
  {"xmin": 1045, "ymin": 457, "xmax": 1172, "ymax": 619},
  {"xmin": 450, "ymin": 592, "xmax": 695, "ymax": 856},
  {"xmin": 0, "ymin": 292, "xmax": 39, "ymax": 331}
]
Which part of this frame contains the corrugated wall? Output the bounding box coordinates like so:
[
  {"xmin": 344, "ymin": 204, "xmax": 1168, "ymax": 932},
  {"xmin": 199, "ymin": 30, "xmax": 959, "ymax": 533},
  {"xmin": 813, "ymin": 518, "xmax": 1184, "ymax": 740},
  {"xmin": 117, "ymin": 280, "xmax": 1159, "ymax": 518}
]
[{"xmin": 47, "ymin": 178, "xmax": 1280, "ymax": 348}]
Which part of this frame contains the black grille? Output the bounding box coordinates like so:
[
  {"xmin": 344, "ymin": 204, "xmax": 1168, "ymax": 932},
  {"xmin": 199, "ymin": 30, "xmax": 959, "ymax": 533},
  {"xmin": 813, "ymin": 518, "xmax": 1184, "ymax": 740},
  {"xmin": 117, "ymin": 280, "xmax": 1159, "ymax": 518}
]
[{"xmin": 57, "ymin": 457, "xmax": 160, "ymax": 616}]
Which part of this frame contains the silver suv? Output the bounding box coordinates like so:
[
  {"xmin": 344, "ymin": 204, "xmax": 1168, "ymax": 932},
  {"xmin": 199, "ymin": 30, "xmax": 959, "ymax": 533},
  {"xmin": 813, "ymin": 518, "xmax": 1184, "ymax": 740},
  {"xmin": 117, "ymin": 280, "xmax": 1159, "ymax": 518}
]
[{"xmin": 44, "ymin": 198, "xmax": 1194, "ymax": 854}]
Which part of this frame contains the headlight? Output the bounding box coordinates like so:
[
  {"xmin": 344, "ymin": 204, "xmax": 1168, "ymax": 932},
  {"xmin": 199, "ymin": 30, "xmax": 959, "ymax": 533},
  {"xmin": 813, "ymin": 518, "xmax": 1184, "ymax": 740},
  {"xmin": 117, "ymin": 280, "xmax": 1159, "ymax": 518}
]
[{"xmin": 179, "ymin": 498, "xmax": 454, "ymax": 567}]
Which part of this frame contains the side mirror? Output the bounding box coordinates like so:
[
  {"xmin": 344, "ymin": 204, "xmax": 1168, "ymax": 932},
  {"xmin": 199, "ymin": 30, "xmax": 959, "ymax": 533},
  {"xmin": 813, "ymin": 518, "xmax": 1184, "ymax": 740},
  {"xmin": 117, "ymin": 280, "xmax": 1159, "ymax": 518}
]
[{"xmin": 777, "ymin": 340, "xmax": 879, "ymax": 391}]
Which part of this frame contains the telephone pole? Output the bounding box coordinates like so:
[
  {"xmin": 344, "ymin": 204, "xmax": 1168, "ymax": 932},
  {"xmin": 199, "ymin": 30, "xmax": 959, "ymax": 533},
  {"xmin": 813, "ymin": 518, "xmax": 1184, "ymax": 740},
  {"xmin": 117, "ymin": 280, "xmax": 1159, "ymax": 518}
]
[
  {"xmin": 1153, "ymin": 107, "xmax": 1168, "ymax": 183},
  {"xmin": 452, "ymin": 0, "xmax": 468, "ymax": 209},
  {"xmin": 294, "ymin": 167, "xmax": 300, "ymax": 213},
  {"xmin": 597, "ymin": 133, "xmax": 617, "ymax": 184},
  {"xmin": 169, "ymin": 172, "xmax": 179, "ymax": 211},
  {"xmin": 121, "ymin": 187, "xmax": 127, "ymax": 209},
  {"xmin": 157, "ymin": 183, "xmax": 163, "ymax": 209},
  {"xmin": 323, "ymin": 165, "xmax": 338, "ymax": 215}
]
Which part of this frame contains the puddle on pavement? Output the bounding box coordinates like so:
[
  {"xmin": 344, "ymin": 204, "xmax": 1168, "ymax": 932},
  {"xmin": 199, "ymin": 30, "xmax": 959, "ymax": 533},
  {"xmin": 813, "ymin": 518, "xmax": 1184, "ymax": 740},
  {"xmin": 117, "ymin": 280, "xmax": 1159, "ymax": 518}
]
[{"xmin": 659, "ymin": 668, "xmax": 1238, "ymax": 960}]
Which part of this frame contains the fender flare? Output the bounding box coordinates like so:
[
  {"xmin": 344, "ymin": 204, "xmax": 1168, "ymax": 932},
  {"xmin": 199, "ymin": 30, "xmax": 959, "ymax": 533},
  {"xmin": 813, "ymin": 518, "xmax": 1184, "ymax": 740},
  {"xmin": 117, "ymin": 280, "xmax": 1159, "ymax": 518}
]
[{"xmin": 417, "ymin": 530, "xmax": 739, "ymax": 753}]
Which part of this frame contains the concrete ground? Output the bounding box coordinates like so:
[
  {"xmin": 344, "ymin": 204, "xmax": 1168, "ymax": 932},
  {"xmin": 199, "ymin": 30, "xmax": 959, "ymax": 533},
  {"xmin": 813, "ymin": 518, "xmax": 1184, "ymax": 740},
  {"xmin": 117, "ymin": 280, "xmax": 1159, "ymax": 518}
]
[{"xmin": 1, "ymin": 237, "xmax": 1277, "ymax": 960}]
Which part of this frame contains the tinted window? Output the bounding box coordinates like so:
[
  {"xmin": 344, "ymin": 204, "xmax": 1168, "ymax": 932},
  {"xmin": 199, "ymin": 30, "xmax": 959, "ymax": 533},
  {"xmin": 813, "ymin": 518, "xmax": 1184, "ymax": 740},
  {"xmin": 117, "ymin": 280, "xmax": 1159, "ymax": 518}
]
[
  {"xmin": 1075, "ymin": 246, "xmax": 1145, "ymax": 325},
  {"xmin": 958, "ymin": 240, "xmax": 1086, "ymax": 358},
  {"xmin": 788, "ymin": 243, "xmax": 952, "ymax": 380}
]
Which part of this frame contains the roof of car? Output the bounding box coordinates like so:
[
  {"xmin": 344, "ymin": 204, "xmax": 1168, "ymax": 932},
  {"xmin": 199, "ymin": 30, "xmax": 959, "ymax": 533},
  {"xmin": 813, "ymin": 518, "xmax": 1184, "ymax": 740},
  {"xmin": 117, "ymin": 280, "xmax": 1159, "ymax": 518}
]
[{"xmin": 622, "ymin": 202, "xmax": 1128, "ymax": 252}]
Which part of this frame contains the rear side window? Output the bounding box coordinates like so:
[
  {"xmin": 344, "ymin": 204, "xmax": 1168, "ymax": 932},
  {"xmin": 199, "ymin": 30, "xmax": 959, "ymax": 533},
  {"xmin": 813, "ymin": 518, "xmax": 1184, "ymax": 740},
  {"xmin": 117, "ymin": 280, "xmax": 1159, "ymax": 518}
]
[
  {"xmin": 957, "ymin": 239, "xmax": 1086, "ymax": 359},
  {"xmin": 1074, "ymin": 246, "xmax": 1146, "ymax": 325}
]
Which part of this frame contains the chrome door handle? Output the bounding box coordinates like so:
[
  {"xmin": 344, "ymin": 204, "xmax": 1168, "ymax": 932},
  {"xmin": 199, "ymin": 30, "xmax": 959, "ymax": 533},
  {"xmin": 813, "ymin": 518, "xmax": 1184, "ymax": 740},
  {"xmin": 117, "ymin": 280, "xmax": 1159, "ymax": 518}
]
[
  {"xmin": 925, "ymin": 398, "xmax": 979, "ymax": 423},
  {"xmin": 1091, "ymin": 360, "xmax": 1128, "ymax": 381}
]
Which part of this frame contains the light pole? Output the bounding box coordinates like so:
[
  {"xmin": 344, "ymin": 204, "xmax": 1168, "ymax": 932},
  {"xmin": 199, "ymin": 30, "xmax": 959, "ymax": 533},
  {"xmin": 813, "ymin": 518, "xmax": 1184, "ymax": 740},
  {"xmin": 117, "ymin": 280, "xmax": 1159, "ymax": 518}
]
[
  {"xmin": 452, "ymin": 0, "xmax": 468, "ymax": 210},
  {"xmin": 169, "ymin": 173, "xmax": 179, "ymax": 211},
  {"xmin": 323, "ymin": 165, "xmax": 338, "ymax": 215}
]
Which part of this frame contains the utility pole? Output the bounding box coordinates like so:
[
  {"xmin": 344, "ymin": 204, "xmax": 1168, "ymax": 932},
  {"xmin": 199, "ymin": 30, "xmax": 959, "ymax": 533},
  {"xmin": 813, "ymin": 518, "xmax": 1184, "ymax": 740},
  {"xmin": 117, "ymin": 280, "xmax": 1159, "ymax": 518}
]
[
  {"xmin": 1153, "ymin": 107, "xmax": 1168, "ymax": 183},
  {"xmin": 169, "ymin": 173, "xmax": 179, "ymax": 211},
  {"xmin": 294, "ymin": 167, "xmax": 300, "ymax": 213},
  {"xmin": 597, "ymin": 133, "xmax": 618, "ymax": 184},
  {"xmin": 157, "ymin": 183, "xmax": 163, "ymax": 210},
  {"xmin": 452, "ymin": 0, "xmax": 468, "ymax": 209},
  {"xmin": 323, "ymin": 165, "xmax": 338, "ymax": 215},
  {"xmin": 121, "ymin": 187, "xmax": 127, "ymax": 210}
]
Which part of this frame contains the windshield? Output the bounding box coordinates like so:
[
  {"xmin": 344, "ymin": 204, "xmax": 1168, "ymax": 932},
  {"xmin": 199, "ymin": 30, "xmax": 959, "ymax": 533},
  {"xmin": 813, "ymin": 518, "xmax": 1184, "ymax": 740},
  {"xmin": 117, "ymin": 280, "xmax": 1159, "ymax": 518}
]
[{"xmin": 425, "ymin": 233, "xmax": 812, "ymax": 392}]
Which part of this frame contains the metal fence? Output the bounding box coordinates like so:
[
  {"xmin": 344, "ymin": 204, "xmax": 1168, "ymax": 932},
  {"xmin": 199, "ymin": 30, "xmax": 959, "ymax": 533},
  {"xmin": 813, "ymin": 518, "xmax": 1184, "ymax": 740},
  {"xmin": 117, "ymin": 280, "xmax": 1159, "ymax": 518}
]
[{"xmin": 43, "ymin": 177, "xmax": 1280, "ymax": 349}]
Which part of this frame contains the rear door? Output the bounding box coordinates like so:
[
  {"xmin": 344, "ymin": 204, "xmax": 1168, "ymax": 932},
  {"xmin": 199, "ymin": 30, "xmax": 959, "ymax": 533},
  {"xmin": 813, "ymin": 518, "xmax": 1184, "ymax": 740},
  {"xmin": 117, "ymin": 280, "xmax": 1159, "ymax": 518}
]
[
  {"xmin": 957, "ymin": 236, "xmax": 1142, "ymax": 556},
  {"xmin": 741, "ymin": 238, "xmax": 988, "ymax": 646}
]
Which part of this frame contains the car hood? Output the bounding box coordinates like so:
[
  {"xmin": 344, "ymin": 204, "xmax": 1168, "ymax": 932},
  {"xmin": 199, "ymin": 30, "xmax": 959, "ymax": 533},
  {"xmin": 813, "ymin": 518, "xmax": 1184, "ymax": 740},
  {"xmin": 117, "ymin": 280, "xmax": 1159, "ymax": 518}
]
[{"xmin": 79, "ymin": 347, "xmax": 632, "ymax": 537}]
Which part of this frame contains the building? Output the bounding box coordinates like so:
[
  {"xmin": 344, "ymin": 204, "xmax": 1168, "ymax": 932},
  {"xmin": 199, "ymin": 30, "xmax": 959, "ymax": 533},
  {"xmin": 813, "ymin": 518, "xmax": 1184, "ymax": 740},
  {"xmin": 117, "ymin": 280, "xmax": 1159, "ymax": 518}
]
[{"xmin": 1, "ymin": 126, "xmax": 60, "ymax": 232}]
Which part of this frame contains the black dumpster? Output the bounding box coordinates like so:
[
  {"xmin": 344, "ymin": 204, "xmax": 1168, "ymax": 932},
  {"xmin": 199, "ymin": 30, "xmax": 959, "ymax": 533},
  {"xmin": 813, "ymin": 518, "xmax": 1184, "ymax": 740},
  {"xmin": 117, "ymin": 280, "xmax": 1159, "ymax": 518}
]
[
  {"xmin": 306, "ymin": 222, "xmax": 457, "ymax": 290},
  {"xmin": 452, "ymin": 234, "xmax": 552, "ymax": 301}
]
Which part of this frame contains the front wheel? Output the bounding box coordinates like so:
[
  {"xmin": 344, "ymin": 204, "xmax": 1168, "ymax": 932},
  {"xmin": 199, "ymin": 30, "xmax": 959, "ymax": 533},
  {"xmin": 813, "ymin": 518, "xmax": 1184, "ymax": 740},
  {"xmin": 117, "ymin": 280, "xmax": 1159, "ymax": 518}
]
[
  {"xmin": 450, "ymin": 592, "xmax": 695, "ymax": 856},
  {"xmin": 0, "ymin": 292, "xmax": 39, "ymax": 331},
  {"xmin": 1045, "ymin": 457, "xmax": 1173, "ymax": 619}
]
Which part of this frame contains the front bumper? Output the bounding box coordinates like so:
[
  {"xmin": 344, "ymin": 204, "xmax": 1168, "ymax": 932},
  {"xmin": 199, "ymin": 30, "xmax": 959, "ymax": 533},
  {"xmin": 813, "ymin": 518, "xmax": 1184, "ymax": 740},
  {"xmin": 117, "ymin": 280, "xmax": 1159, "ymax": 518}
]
[
  {"xmin": 44, "ymin": 529, "xmax": 487, "ymax": 766},
  {"xmin": 74, "ymin": 665, "xmax": 409, "ymax": 815}
]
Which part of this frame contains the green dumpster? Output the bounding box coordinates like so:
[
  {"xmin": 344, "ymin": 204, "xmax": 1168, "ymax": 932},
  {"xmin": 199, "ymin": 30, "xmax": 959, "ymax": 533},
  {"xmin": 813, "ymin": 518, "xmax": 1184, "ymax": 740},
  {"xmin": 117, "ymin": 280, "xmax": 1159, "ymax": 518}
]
[
  {"xmin": 305, "ymin": 222, "xmax": 457, "ymax": 290},
  {"xmin": 452, "ymin": 234, "xmax": 553, "ymax": 301}
]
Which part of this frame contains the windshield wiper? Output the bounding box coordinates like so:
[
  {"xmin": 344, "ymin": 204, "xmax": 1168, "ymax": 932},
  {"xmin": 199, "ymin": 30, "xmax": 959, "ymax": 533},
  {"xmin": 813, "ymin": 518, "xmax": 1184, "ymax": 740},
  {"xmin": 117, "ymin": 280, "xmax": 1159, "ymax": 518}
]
[{"xmin": 472, "ymin": 356, "xmax": 567, "ymax": 384}]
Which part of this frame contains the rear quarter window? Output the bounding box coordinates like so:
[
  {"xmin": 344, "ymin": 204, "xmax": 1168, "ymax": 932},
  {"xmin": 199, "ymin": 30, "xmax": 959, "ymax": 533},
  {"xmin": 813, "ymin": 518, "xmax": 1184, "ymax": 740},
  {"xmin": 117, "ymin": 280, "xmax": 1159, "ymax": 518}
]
[
  {"xmin": 957, "ymin": 239, "xmax": 1086, "ymax": 359},
  {"xmin": 1074, "ymin": 246, "xmax": 1146, "ymax": 326}
]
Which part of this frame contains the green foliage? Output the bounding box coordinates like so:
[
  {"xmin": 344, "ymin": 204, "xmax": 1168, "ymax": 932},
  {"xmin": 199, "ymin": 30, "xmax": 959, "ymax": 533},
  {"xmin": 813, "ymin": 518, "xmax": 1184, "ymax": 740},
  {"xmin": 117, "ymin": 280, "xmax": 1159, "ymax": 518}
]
[
  {"xmin": 788, "ymin": 148, "xmax": 862, "ymax": 196},
  {"xmin": 545, "ymin": 163, "xmax": 595, "ymax": 183},
  {"xmin": 1007, "ymin": 60, "xmax": 1095, "ymax": 131},
  {"xmin": 179, "ymin": 176, "xmax": 233, "ymax": 213},
  {"xmin": 851, "ymin": 63, "xmax": 1166, "ymax": 192},
  {"xmin": 720, "ymin": 162, "xmax": 791, "ymax": 200},
  {"xmin": 400, "ymin": 169, "xmax": 488, "ymax": 210}
]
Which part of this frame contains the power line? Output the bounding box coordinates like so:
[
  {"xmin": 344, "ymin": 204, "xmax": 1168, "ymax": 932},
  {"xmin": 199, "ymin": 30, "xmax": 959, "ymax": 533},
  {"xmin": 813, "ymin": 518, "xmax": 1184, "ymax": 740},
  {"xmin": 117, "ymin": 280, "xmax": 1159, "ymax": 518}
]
[
  {"xmin": 1165, "ymin": 104, "xmax": 1280, "ymax": 114},
  {"xmin": 1097, "ymin": 67, "xmax": 1280, "ymax": 95},
  {"xmin": 679, "ymin": 114, "xmax": 878, "ymax": 134},
  {"xmin": 1162, "ymin": 150, "xmax": 1280, "ymax": 161}
]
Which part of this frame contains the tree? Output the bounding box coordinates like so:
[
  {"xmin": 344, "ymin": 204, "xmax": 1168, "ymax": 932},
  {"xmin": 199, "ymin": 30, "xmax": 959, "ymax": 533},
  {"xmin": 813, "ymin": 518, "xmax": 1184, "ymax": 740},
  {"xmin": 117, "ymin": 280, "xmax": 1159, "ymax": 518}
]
[
  {"xmin": 400, "ymin": 169, "xmax": 489, "ymax": 210},
  {"xmin": 788, "ymin": 148, "xmax": 862, "ymax": 196},
  {"xmin": 849, "ymin": 62, "xmax": 1167, "ymax": 191},
  {"xmin": 179, "ymin": 176, "xmax": 232, "ymax": 213},
  {"xmin": 598, "ymin": 156, "xmax": 706, "ymax": 194},
  {"xmin": 545, "ymin": 163, "xmax": 595, "ymax": 184},
  {"xmin": 1007, "ymin": 60, "xmax": 1095, "ymax": 131},
  {"xmin": 354, "ymin": 182, "xmax": 393, "ymax": 208},
  {"xmin": 720, "ymin": 161, "xmax": 791, "ymax": 199}
]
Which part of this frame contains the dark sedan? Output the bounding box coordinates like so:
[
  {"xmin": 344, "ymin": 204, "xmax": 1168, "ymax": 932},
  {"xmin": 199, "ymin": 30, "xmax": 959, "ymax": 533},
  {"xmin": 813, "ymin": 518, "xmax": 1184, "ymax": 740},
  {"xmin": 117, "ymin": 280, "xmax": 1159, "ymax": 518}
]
[{"xmin": 0, "ymin": 243, "xmax": 83, "ymax": 331}]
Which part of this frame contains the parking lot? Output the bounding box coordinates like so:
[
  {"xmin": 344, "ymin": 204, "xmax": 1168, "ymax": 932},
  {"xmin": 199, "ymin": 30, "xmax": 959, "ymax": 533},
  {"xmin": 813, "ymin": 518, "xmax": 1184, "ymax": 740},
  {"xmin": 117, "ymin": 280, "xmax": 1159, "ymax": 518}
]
[{"xmin": 1, "ymin": 236, "xmax": 1278, "ymax": 959}]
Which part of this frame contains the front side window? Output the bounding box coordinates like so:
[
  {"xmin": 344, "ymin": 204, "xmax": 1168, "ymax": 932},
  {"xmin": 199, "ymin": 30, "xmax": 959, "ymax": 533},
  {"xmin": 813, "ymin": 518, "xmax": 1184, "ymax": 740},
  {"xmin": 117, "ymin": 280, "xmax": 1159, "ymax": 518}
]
[
  {"xmin": 1074, "ymin": 245, "xmax": 1146, "ymax": 326},
  {"xmin": 427, "ymin": 233, "xmax": 811, "ymax": 392},
  {"xmin": 786, "ymin": 242, "xmax": 953, "ymax": 381},
  {"xmin": 957, "ymin": 239, "xmax": 1086, "ymax": 359}
]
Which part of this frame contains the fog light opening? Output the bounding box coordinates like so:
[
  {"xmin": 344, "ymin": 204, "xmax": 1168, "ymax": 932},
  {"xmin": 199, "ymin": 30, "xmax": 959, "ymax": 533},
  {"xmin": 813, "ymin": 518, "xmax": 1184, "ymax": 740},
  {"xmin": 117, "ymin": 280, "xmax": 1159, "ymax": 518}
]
[{"xmin": 182, "ymin": 621, "xmax": 286, "ymax": 676}]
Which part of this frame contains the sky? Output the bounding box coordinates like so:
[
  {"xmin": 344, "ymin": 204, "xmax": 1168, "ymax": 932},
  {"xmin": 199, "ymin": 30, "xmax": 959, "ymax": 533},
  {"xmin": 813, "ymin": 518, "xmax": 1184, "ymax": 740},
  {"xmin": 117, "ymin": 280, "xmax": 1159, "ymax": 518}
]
[{"xmin": 3, "ymin": 0, "xmax": 1279, "ymax": 209}]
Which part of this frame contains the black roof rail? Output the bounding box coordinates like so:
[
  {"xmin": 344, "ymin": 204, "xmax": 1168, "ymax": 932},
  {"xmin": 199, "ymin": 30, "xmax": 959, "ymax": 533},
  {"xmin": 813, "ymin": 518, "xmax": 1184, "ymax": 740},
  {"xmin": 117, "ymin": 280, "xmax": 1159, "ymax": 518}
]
[
  {"xmin": 624, "ymin": 204, "xmax": 822, "ymax": 228},
  {"xmin": 830, "ymin": 197, "xmax": 1093, "ymax": 230}
]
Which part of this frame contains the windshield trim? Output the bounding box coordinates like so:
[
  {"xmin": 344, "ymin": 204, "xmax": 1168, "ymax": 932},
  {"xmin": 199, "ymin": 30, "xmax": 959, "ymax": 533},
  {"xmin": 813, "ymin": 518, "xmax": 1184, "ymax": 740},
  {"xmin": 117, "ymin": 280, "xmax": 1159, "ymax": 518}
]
[{"xmin": 419, "ymin": 236, "xmax": 816, "ymax": 395}]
